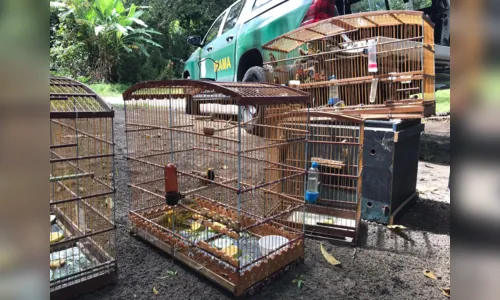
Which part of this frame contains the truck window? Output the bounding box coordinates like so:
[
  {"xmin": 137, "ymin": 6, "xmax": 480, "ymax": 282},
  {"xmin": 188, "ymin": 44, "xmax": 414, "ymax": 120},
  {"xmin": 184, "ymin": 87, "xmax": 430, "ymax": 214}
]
[
  {"xmin": 387, "ymin": 0, "xmax": 433, "ymax": 10},
  {"xmin": 222, "ymin": 0, "xmax": 245, "ymax": 34},
  {"xmin": 204, "ymin": 14, "xmax": 225, "ymax": 45},
  {"xmin": 350, "ymin": 0, "xmax": 387, "ymax": 13},
  {"xmin": 253, "ymin": 0, "xmax": 273, "ymax": 10}
]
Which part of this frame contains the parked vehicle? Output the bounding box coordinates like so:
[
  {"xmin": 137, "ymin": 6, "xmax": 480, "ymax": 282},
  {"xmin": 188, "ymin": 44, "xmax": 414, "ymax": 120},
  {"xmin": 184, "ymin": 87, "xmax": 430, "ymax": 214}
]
[
  {"xmin": 183, "ymin": 0, "xmax": 338, "ymax": 82},
  {"xmin": 182, "ymin": 0, "xmax": 450, "ymax": 114}
]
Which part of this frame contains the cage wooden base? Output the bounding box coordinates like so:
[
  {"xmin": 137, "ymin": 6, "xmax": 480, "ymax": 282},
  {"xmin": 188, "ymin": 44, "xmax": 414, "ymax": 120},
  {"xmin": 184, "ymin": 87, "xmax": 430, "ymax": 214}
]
[
  {"xmin": 277, "ymin": 204, "xmax": 359, "ymax": 244},
  {"xmin": 129, "ymin": 199, "xmax": 305, "ymax": 296},
  {"xmin": 50, "ymin": 207, "xmax": 117, "ymax": 299},
  {"xmin": 50, "ymin": 266, "xmax": 117, "ymax": 300},
  {"xmin": 130, "ymin": 225, "xmax": 304, "ymax": 297}
]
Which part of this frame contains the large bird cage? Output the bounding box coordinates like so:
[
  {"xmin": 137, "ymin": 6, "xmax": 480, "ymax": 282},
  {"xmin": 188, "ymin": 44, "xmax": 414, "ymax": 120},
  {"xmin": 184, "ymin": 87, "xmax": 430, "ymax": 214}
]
[
  {"xmin": 274, "ymin": 111, "xmax": 364, "ymax": 243},
  {"xmin": 50, "ymin": 77, "xmax": 117, "ymax": 299},
  {"xmin": 123, "ymin": 80, "xmax": 310, "ymax": 296},
  {"xmin": 262, "ymin": 11, "xmax": 435, "ymax": 119}
]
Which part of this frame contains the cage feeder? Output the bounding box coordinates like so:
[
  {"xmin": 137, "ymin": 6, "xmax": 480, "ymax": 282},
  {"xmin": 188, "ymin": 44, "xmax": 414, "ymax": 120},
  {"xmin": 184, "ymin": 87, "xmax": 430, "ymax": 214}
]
[{"xmin": 164, "ymin": 163, "xmax": 183, "ymax": 206}]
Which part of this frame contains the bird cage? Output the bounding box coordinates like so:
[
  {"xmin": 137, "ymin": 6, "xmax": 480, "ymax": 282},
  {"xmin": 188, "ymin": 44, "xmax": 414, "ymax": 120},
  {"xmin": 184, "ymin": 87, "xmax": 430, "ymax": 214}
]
[
  {"xmin": 262, "ymin": 11, "xmax": 435, "ymax": 119},
  {"xmin": 123, "ymin": 80, "xmax": 310, "ymax": 296},
  {"xmin": 50, "ymin": 77, "xmax": 117, "ymax": 299},
  {"xmin": 273, "ymin": 111, "xmax": 364, "ymax": 243}
]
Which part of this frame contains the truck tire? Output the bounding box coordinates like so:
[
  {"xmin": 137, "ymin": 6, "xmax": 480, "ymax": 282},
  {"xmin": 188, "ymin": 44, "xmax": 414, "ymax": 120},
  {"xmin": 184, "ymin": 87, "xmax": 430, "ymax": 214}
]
[
  {"xmin": 242, "ymin": 66, "xmax": 266, "ymax": 82},
  {"xmin": 242, "ymin": 66, "xmax": 266, "ymax": 136}
]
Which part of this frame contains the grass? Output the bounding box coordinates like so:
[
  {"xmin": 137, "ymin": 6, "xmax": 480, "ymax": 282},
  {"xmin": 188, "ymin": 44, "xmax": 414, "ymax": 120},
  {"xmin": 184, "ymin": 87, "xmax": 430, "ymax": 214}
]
[
  {"xmin": 435, "ymin": 89, "xmax": 450, "ymax": 113},
  {"xmin": 86, "ymin": 82, "xmax": 451, "ymax": 114},
  {"xmin": 88, "ymin": 83, "xmax": 130, "ymax": 97}
]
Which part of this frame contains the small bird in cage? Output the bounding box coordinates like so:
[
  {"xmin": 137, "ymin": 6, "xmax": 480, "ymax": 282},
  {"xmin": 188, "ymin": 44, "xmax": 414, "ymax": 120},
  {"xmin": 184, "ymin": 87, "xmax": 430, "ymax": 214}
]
[
  {"xmin": 268, "ymin": 52, "xmax": 277, "ymax": 66},
  {"xmin": 342, "ymin": 139, "xmax": 349, "ymax": 158},
  {"xmin": 229, "ymin": 221, "xmax": 241, "ymax": 232},
  {"xmin": 206, "ymin": 168, "xmax": 215, "ymax": 183}
]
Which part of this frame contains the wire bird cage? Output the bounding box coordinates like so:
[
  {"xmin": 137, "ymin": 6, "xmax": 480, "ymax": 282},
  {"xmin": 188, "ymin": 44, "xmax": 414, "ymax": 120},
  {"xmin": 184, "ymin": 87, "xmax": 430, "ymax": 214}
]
[
  {"xmin": 275, "ymin": 111, "xmax": 364, "ymax": 243},
  {"xmin": 262, "ymin": 11, "xmax": 435, "ymax": 119},
  {"xmin": 123, "ymin": 80, "xmax": 310, "ymax": 296},
  {"xmin": 50, "ymin": 77, "xmax": 117, "ymax": 299}
]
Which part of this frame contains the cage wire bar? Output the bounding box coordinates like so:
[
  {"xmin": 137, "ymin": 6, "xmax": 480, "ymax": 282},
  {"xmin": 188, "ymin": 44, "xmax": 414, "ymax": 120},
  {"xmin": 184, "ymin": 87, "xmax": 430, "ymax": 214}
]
[
  {"xmin": 50, "ymin": 77, "xmax": 117, "ymax": 299},
  {"xmin": 262, "ymin": 10, "xmax": 435, "ymax": 119},
  {"xmin": 123, "ymin": 80, "xmax": 310, "ymax": 296},
  {"xmin": 274, "ymin": 111, "xmax": 364, "ymax": 243}
]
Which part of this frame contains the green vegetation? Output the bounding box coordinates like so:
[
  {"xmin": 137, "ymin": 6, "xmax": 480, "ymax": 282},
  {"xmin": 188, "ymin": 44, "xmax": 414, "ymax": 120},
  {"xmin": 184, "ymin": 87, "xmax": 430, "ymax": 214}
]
[
  {"xmin": 292, "ymin": 275, "xmax": 306, "ymax": 289},
  {"xmin": 436, "ymin": 89, "xmax": 450, "ymax": 113},
  {"xmin": 88, "ymin": 83, "xmax": 129, "ymax": 97},
  {"xmin": 50, "ymin": 0, "xmax": 236, "ymax": 84},
  {"xmin": 50, "ymin": 0, "xmax": 162, "ymax": 82}
]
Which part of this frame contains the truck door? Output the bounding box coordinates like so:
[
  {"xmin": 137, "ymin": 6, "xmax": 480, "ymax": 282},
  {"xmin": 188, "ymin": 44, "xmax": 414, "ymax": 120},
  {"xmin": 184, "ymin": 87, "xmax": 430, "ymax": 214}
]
[
  {"xmin": 208, "ymin": 0, "xmax": 246, "ymax": 82},
  {"xmin": 200, "ymin": 12, "xmax": 226, "ymax": 80}
]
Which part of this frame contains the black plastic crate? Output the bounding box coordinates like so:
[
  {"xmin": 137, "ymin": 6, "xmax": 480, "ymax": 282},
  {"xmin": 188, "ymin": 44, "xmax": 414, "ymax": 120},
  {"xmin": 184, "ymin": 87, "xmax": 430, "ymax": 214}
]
[{"xmin": 361, "ymin": 119, "xmax": 424, "ymax": 224}]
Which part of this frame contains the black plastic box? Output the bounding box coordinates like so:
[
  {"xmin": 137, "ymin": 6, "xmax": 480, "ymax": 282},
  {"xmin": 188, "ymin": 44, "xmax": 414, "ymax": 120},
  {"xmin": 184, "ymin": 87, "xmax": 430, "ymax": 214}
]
[{"xmin": 361, "ymin": 119, "xmax": 424, "ymax": 224}]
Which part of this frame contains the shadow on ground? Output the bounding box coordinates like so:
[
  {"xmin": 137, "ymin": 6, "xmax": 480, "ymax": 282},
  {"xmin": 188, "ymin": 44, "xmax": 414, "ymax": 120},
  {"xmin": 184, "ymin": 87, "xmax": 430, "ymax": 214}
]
[
  {"xmin": 397, "ymin": 196, "xmax": 450, "ymax": 235},
  {"xmin": 419, "ymin": 133, "xmax": 450, "ymax": 165}
]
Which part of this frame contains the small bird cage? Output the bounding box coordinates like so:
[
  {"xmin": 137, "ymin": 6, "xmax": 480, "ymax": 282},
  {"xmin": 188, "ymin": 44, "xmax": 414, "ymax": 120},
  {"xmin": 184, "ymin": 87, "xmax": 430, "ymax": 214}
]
[
  {"xmin": 123, "ymin": 80, "xmax": 310, "ymax": 296},
  {"xmin": 50, "ymin": 77, "xmax": 117, "ymax": 299},
  {"xmin": 275, "ymin": 111, "xmax": 364, "ymax": 243},
  {"xmin": 262, "ymin": 11, "xmax": 435, "ymax": 119}
]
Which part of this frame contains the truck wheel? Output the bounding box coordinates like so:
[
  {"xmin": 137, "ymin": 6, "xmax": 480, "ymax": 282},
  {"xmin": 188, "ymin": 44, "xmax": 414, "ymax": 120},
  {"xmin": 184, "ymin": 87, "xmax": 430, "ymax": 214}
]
[
  {"xmin": 242, "ymin": 66, "xmax": 266, "ymax": 82},
  {"xmin": 242, "ymin": 66, "xmax": 267, "ymax": 136}
]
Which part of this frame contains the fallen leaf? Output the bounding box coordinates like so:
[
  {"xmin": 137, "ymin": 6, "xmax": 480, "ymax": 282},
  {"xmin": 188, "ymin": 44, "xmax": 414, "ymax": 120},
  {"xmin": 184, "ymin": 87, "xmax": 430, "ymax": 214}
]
[
  {"xmin": 416, "ymin": 187, "xmax": 438, "ymax": 193},
  {"xmin": 387, "ymin": 225, "xmax": 407, "ymax": 230},
  {"xmin": 423, "ymin": 270, "xmax": 437, "ymax": 280},
  {"xmin": 152, "ymin": 287, "xmax": 159, "ymax": 295},
  {"xmin": 441, "ymin": 287, "xmax": 450, "ymax": 298},
  {"xmin": 320, "ymin": 243, "xmax": 341, "ymax": 266}
]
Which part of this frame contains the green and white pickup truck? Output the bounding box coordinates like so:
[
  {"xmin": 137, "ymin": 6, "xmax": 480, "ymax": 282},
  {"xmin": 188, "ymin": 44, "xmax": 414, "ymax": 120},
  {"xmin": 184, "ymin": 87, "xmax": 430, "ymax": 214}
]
[
  {"xmin": 182, "ymin": 0, "xmax": 449, "ymax": 89},
  {"xmin": 182, "ymin": 0, "xmax": 338, "ymax": 84}
]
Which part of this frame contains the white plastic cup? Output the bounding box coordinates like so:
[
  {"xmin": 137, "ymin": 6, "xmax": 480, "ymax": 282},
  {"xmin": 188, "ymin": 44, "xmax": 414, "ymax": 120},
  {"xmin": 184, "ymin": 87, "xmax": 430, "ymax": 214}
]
[{"xmin": 258, "ymin": 235, "xmax": 289, "ymax": 256}]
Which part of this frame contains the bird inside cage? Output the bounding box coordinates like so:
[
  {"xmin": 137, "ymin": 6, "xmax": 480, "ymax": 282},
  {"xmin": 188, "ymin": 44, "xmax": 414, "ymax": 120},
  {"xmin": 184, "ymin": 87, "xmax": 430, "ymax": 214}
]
[{"xmin": 206, "ymin": 168, "xmax": 215, "ymax": 184}]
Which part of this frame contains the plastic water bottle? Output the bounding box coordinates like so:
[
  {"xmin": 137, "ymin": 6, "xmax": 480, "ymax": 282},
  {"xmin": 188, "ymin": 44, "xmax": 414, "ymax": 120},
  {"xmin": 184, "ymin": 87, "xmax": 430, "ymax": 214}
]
[
  {"xmin": 328, "ymin": 75, "xmax": 339, "ymax": 105},
  {"xmin": 305, "ymin": 162, "xmax": 320, "ymax": 203},
  {"xmin": 367, "ymin": 39, "xmax": 378, "ymax": 73},
  {"xmin": 307, "ymin": 162, "xmax": 319, "ymax": 193}
]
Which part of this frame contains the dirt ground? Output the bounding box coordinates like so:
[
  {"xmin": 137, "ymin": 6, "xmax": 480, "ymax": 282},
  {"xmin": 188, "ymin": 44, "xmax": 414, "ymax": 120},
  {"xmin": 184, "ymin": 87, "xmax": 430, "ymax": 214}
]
[{"xmin": 80, "ymin": 108, "xmax": 450, "ymax": 300}]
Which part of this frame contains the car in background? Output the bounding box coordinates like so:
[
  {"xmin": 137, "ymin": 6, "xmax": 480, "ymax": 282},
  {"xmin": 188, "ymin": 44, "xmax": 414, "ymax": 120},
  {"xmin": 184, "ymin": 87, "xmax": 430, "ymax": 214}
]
[
  {"xmin": 182, "ymin": 0, "xmax": 450, "ymax": 114},
  {"xmin": 183, "ymin": 0, "xmax": 338, "ymax": 83}
]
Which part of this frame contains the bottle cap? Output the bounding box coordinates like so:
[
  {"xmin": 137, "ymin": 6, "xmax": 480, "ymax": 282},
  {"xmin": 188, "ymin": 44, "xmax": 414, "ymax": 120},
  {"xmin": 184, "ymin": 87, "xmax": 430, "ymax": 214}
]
[{"xmin": 311, "ymin": 161, "xmax": 319, "ymax": 168}]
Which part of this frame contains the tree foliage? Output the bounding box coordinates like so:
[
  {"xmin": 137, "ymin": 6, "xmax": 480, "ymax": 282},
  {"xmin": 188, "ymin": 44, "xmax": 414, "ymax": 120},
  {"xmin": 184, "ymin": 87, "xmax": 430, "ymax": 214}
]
[
  {"xmin": 51, "ymin": 0, "xmax": 162, "ymax": 81},
  {"xmin": 50, "ymin": 0, "xmax": 236, "ymax": 83}
]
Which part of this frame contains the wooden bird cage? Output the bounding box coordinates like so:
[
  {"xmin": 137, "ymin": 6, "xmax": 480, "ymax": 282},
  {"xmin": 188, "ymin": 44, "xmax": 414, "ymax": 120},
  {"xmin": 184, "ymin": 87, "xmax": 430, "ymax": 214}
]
[
  {"xmin": 50, "ymin": 77, "xmax": 117, "ymax": 299},
  {"xmin": 262, "ymin": 11, "xmax": 435, "ymax": 119},
  {"xmin": 123, "ymin": 80, "xmax": 311, "ymax": 296},
  {"xmin": 273, "ymin": 111, "xmax": 364, "ymax": 243}
]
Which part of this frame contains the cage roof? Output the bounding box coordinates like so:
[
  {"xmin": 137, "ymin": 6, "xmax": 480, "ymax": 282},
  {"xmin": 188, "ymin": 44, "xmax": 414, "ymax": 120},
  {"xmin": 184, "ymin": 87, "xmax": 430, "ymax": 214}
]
[
  {"xmin": 122, "ymin": 80, "xmax": 311, "ymax": 105},
  {"xmin": 263, "ymin": 10, "xmax": 432, "ymax": 53},
  {"xmin": 50, "ymin": 77, "xmax": 114, "ymax": 119}
]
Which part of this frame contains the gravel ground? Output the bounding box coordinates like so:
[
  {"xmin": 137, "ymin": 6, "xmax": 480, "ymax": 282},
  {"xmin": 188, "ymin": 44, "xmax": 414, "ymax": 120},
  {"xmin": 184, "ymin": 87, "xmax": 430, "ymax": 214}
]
[{"xmin": 80, "ymin": 108, "xmax": 450, "ymax": 300}]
